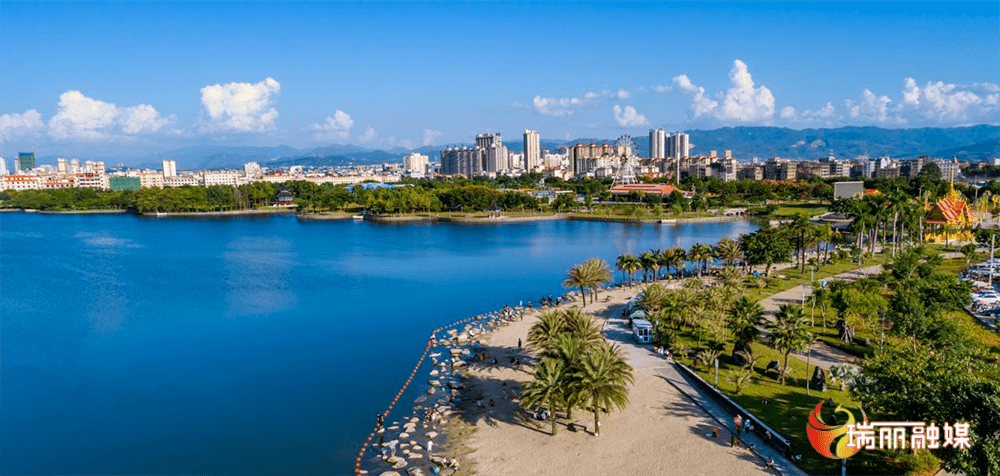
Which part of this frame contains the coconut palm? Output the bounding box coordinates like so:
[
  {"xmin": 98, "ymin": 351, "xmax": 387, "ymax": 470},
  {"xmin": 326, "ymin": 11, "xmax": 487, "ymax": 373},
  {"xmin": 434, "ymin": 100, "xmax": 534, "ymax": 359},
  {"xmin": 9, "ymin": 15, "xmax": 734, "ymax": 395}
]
[
  {"xmin": 727, "ymin": 296, "xmax": 765, "ymax": 350},
  {"xmin": 639, "ymin": 283, "xmax": 670, "ymax": 315},
  {"xmin": 688, "ymin": 243, "xmax": 714, "ymax": 278},
  {"xmin": 639, "ymin": 251, "xmax": 655, "ymax": 283},
  {"xmin": 623, "ymin": 255, "xmax": 642, "ymax": 287},
  {"xmin": 660, "ymin": 246, "xmax": 684, "ymax": 279},
  {"xmin": 616, "ymin": 254, "xmax": 641, "ymax": 287},
  {"xmin": 521, "ymin": 357, "xmax": 567, "ymax": 436},
  {"xmin": 581, "ymin": 258, "xmax": 612, "ymax": 302},
  {"xmin": 646, "ymin": 249, "xmax": 662, "ymax": 281},
  {"xmin": 715, "ymin": 237, "xmax": 742, "ymax": 267},
  {"xmin": 527, "ymin": 310, "xmax": 566, "ymax": 355},
  {"xmin": 561, "ymin": 308, "xmax": 603, "ymax": 349},
  {"xmin": 766, "ymin": 303, "xmax": 813, "ymax": 385},
  {"xmin": 564, "ymin": 263, "xmax": 591, "ymax": 306},
  {"xmin": 571, "ymin": 341, "xmax": 633, "ymax": 436}
]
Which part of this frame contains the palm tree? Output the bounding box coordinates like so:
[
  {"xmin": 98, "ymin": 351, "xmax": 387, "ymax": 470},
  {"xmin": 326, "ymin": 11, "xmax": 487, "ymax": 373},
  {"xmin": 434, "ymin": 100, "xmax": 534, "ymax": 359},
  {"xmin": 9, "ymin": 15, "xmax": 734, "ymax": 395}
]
[
  {"xmin": 520, "ymin": 358, "xmax": 567, "ymax": 436},
  {"xmin": 564, "ymin": 263, "xmax": 591, "ymax": 306},
  {"xmin": 787, "ymin": 214, "xmax": 813, "ymax": 273},
  {"xmin": 727, "ymin": 296, "xmax": 764, "ymax": 351},
  {"xmin": 561, "ymin": 308, "xmax": 604, "ymax": 349},
  {"xmin": 647, "ymin": 249, "xmax": 662, "ymax": 281},
  {"xmin": 623, "ymin": 255, "xmax": 642, "ymax": 287},
  {"xmin": 639, "ymin": 251, "xmax": 655, "ymax": 283},
  {"xmin": 571, "ymin": 342, "xmax": 633, "ymax": 436},
  {"xmin": 527, "ymin": 311, "xmax": 566, "ymax": 355},
  {"xmin": 726, "ymin": 368, "xmax": 754, "ymax": 395},
  {"xmin": 616, "ymin": 254, "xmax": 640, "ymax": 286},
  {"xmin": 766, "ymin": 303, "xmax": 813, "ymax": 385},
  {"xmin": 664, "ymin": 246, "xmax": 686, "ymax": 279},
  {"xmin": 688, "ymin": 243, "xmax": 714, "ymax": 278},
  {"xmin": 715, "ymin": 237, "xmax": 742, "ymax": 268},
  {"xmin": 639, "ymin": 283, "xmax": 669, "ymax": 314},
  {"xmin": 582, "ymin": 258, "xmax": 612, "ymax": 302}
]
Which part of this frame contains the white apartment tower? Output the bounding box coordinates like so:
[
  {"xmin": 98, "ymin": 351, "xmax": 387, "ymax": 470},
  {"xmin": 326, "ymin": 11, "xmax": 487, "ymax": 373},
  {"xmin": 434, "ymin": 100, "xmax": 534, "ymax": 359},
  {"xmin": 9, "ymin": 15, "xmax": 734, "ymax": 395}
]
[
  {"xmin": 0, "ymin": 157, "xmax": 8, "ymax": 176},
  {"xmin": 649, "ymin": 128, "xmax": 666, "ymax": 159},
  {"xmin": 403, "ymin": 152, "xmax": 429, "ymax": 174},
  {"xmin": 57, "ymin": 158, "xmax": 68, "ymax": 174},
  {"xmin": 667, "ymin": 132, "xmax": 690, "ymax": 159},
  {"xmin": 523, "ymin": 130, "xmax": 541, "ymax": 169},
  {"xmin": 477, "ymin": 133, "xmax": 508, "ymax": 173},
  {"xmin": 162, "ymin": 159, "xmax": 178, "ymax": 178}
]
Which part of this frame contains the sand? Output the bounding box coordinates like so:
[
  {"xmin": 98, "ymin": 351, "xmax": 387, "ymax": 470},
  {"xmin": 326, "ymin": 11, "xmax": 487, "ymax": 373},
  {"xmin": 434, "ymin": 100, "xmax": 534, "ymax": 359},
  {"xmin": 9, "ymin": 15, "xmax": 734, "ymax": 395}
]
[{"xmin": 454, "ymin": 285, "xmax": 773, "ymax": 476}]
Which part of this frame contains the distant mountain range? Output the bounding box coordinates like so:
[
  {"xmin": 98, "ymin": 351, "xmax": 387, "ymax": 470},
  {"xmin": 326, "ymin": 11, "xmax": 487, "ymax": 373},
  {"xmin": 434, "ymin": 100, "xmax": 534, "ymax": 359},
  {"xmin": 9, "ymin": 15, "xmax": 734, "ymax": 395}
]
[{"xmin": 131, "ymin": 125, "xmax": 999, "ymax": 170}]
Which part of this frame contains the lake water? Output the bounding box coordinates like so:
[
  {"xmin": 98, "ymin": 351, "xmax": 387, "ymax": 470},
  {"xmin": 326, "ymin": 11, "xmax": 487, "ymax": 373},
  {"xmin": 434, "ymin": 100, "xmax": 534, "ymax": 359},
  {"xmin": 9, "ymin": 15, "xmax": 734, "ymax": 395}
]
[{"xmin": 1, "ymin": 213, "xmax": 756, "ymax": 474}]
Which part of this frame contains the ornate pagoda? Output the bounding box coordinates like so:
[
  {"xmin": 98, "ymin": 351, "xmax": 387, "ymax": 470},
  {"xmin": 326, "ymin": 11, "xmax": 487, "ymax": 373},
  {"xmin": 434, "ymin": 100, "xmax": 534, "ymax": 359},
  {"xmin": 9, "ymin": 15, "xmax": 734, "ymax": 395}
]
[{"xmin": 925, "ymin": 157, "xmax": 976, "ymax": 243}]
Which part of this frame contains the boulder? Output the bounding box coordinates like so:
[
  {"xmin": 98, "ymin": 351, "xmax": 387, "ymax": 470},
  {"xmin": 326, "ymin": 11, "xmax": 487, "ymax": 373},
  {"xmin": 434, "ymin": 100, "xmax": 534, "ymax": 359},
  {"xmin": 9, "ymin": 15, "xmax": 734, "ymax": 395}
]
[
  {"xmin": 810, "ymin": 366, "xmax": 828, "ymax": 392},
  {"xmin": 765, "ymin": 360, "xmax": 782, "ymax": 379}
]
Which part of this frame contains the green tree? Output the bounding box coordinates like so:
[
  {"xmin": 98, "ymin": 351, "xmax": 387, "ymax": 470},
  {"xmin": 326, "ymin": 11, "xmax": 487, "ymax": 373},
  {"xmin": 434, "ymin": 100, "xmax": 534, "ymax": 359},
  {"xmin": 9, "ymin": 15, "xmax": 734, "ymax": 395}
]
[
  {"xmin": 766, "ymin": 304, "xmax": 813, "ymax": 385},
  {"xmin": 570, "ymin": 341, "xmax": 633, "ymax": 436},
  {"xmin": 714, "ymin": 237, "xmax": 742, "ymax": 267},
  {"xmin": 740, "ymin": 224, "xmax": 794, "ymax": 276},
  {"xmin": 521, "ymin": 358, "xmax": 567, "ymax": 436}
]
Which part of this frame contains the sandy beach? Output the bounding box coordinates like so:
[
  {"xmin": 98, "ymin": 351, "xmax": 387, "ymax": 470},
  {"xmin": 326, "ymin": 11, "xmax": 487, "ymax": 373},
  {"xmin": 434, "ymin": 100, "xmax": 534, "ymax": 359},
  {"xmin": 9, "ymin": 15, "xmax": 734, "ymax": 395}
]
[{"xmin": 449, "ymin": 286, "xmax": 776, "ymax": 476}]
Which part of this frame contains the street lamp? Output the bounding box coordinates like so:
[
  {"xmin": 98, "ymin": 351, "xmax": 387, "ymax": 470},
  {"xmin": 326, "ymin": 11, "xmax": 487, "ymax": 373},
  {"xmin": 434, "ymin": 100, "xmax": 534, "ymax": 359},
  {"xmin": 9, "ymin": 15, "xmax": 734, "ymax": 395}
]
[{"xmin": 879, "ymin": 308, "xmax": 886, "ymax": 349}]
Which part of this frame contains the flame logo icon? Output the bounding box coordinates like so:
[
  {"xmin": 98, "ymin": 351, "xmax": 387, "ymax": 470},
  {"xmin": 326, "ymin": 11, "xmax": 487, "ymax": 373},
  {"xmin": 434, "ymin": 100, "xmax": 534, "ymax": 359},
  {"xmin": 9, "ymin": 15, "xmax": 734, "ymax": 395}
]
[{"xmin": 807, "ymin": 401, "xmax": 862, "ymax": 459}]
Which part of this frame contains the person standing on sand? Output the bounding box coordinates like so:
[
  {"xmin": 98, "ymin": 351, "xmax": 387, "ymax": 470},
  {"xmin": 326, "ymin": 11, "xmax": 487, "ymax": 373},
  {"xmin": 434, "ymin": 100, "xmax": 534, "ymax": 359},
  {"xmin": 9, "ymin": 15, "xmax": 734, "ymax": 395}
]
[{"xmin": 518, "ymin": 338, "xmax": 522, "ymax": 349}]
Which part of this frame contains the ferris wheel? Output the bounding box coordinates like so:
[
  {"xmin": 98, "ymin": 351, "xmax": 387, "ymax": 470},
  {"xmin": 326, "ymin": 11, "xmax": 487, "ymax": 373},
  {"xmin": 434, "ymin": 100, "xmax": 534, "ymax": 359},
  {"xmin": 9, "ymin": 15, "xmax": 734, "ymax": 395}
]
[{"xmin": 613, "ymin": 134, "xmax": 639, "ymax": 185}]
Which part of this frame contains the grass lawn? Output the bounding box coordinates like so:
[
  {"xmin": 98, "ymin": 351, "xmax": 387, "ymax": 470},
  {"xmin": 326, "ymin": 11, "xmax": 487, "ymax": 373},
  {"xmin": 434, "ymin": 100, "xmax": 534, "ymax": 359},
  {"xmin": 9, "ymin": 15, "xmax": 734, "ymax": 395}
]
[
  {"xmin": 670, "ymin": 331, "xmax": 895, "ymax": 475},
  {"xmin": 771, "ymin": 203, "xmax": 830, "ymax": 217}
]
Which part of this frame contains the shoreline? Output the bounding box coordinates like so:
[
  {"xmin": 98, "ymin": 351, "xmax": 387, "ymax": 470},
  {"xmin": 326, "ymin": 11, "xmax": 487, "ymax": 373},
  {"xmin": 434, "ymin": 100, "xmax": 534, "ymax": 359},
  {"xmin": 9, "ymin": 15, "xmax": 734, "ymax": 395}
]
[{"xmin": 1, "ymin": 207, "xmax": 752, "ymax": 225}]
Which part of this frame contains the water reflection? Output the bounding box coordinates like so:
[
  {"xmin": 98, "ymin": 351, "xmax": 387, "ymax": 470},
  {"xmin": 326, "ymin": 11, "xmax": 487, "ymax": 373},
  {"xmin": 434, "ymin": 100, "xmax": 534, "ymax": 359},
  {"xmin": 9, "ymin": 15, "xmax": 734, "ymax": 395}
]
[{"xmin": 222, "ymin": 236, "xmax": 297, "ymax": 316}]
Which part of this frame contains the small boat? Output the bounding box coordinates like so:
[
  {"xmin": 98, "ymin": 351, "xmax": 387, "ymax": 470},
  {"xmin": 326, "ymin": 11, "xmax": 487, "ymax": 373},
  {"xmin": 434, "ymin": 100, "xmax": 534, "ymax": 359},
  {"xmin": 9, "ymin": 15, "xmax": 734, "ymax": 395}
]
[{"xmin": 352, "ymin": 215, "xmax": 364, "ymax": 220}]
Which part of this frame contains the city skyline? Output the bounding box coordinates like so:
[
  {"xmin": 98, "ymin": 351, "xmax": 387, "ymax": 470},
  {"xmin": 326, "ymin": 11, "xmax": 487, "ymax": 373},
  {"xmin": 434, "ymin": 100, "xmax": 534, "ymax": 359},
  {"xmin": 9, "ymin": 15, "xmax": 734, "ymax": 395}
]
[{"xmin": 1, "ymin": 1, "xmax": 997, "ymax": 160}]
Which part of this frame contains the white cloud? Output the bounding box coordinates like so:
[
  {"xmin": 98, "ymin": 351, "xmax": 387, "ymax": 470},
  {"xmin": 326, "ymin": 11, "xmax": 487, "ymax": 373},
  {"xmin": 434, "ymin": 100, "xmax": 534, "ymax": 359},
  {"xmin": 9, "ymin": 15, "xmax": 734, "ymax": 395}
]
[
  {"xmin": 844, "ymin": 89, "xmax": 897, "ymax": 123},
  {"xmin": 359, "ymin": 126, "xmax": 377, "ymax": 142},
  {"xmin": 533, "ymin": 95, "xmax": 586, "ymax": 117},
  {"xmin": 718, "ymin": 59, "xmax": 775, "ymax": 123},
  {"xmin": 673, "ymin": 60, "xmax": 775, "ymax": 124},
  {"xmin": 199, "ymin": 77, "xmax": 280, "ymax": 133},
  {"xmin": 1, "ymin": 109, "xmax": 45, "ymax": 140},
  {"xmin": 310, "ymin": 109, "xmax": 354, "ymax": 141},
  {"xmin": 613, "ymin": 105, "xmax": 648, "ymax": 127},
  {"xmin": 780, "ymin": 106, "xmax": 797, "ymax": 119},
  {"xmin": 653, "ymin": 85, "xmax": 673, "ymax": 93},
  {"xmin": 672, "ymin": 74, "xmax": 719, "ymax": 118},
  {"xmin": 616, "ymin": 89, "xmax": 630, "ymax": 100},
  {"xmin": 902, "ymin": 79, "xmax": 999, "ymax": 123},
  {"xmin": 47, "ymin": 90, "xmax": 174, "ymax": 140},
  {"xmin": 423, "ymin": 129, "xmax": 442, "ymax": 146}
]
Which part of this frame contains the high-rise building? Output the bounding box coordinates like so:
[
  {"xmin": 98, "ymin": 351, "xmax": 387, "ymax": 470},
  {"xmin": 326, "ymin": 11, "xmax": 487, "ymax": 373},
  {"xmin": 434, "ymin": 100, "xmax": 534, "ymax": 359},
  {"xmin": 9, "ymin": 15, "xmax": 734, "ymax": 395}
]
[
  {"xmin": 18, "ymin": 152, "xmax": 35, "ymax": 171},
  {"xmin": 0, "ymin": 157, "xmax": 7, "ymax": 176},
  {"xmin": 243, "ymin": 162, "xmax": 262, "ymax": 178},
  {"xmin": 523, "ymin": 130, "xmax": 541, "ymax": 169},
  {"xmin": 57, "ymin": 158, "xmax": 68, "ymax": 175},
  {"xmin": 441, "ymin": 146, "xmax": 483, "ymax": 177},
  {"xmin": 666, "ymin": 133, "xmax": 689, "ymax": 160},
  {"xmin": 477, "ymin": 133, "xmax": 508, "ymax": 173},
  {"xmin": 162, "ymin": 159, "xmax": 177, "ymax": 178},
  {"xmin": 649, "ymin": 128, "xmax": 666, "ymax": 159},
  {"xmin": 403, "ymin": 152, "xmax": 429, "ymax": 174},
  {"xmin": 69, "ymin": 158, "xmax": 80, "ymax": 174}
]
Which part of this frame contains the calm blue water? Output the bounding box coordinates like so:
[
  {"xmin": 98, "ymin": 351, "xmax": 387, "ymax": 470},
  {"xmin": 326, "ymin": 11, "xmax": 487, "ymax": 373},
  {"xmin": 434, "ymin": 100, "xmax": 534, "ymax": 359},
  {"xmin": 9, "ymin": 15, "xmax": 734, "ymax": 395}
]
[{"xmin": 1, "ymin": 213, "xmax": 755, "ymax": 474}]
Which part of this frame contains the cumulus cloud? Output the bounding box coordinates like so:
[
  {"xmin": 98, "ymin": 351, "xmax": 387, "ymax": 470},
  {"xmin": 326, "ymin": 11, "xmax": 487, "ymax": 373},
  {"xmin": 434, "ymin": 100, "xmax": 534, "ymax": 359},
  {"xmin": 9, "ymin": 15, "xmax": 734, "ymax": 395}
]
[
  {"xmin": 199, "ymin": 77, "xmax": 280, "ymax": 133},
  {"xmin": 653, "ymin": 85, "xmax": 673, "ymax": 93},
  {"xmin": 901, "ymin": 79, "xmax": 999, "ymax": 123},
  {"xmin": 613, "ymin": 105, "xmax": 648, "ymax": 127},
  {"xmin": 1, "ymin": 109, "xmax": 45, "ymax": 140},
  {"xmin": 844, "ymin": 89, "xmax": 898, "ymax": 124},
  {"xmin": 310, "ymin": 109, "xmax": 354, "ymax": 141},
  {"xmin": 533, "ymin": 95, "xmax": 586, "ymax": 117},
  {"xmin": 47, "ymin": 90, "xmax": 174, "ymax": 140},
  {"xmin": 672, "ymin": 74, "xmax": 719, "ymax": 118},
  {"xmin": 718, "ymin": 60, "xmax": 775, "ymax": 122},
  {"xmin": 359, "ymin": 126, "xmax": 377, "ymax": 142},
  {"xmin": 780, "ymin": 106, "xmax": 797, "ymax": 119},
  {"xmin": 673, "ymin": 60, "xmax": 775, "ymax": 124},
  {"xmin": 423, "ymin": 129, "xmax": 442, "ymax": 146}
]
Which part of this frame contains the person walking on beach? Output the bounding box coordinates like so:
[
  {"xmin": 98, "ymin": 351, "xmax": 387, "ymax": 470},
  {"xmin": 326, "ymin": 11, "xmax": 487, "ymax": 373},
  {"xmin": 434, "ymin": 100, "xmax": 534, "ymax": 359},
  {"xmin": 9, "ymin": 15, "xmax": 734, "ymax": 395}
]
[{"xmin": 517, "ymin": 338, "xmax": 522, "ymax": 349}]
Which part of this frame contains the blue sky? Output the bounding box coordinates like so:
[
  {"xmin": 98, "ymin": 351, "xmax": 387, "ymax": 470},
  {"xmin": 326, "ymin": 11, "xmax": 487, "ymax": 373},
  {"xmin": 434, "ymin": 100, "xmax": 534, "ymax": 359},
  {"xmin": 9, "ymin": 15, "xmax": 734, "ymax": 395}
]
[{"xmin": 1, "ymin": 1, "xmax": 997, "ymax": 159}]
